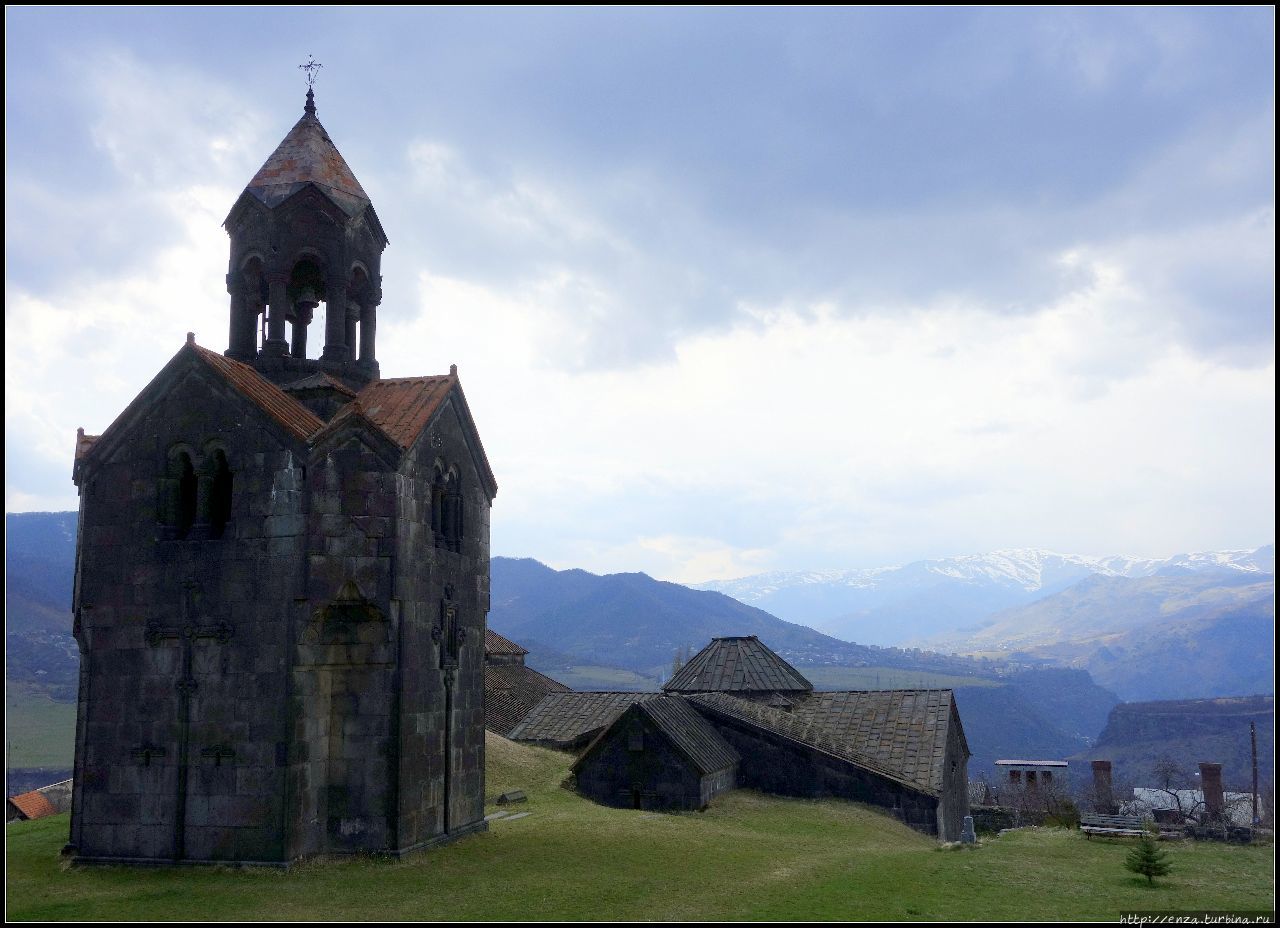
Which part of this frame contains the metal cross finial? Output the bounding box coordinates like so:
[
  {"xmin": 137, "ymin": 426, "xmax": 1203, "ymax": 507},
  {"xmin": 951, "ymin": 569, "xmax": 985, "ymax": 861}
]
[{"xmin": 299, "ymin": 55, "xmax": 323, "ymax": 89}]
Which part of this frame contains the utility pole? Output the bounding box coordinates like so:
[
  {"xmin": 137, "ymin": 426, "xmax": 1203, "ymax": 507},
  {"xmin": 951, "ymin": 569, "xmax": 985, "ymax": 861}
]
[{"xmin": 1251, "ymin": 721, "xmax": 1260, "ymax": 826}]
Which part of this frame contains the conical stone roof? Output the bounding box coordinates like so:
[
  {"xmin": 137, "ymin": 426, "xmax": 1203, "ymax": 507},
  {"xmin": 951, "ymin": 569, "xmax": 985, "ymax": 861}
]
[
  {"xmin": 663, "ymin": 635, "xmax": 813, "ymax": 695},
  {"xmin": 241, "ymin": 89, "xmax": 371, "ymax": 217}
]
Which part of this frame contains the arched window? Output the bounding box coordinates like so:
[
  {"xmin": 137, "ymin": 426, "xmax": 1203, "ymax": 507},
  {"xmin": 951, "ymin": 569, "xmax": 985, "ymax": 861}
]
[
  {"xmin": 175, "ymin": 452, "xmax": 197, "ymax": 538},
  {"xmin": 430, "ymin": 464, "xmax": 445, "ymax": 547},
  {"xmin": 209, "ymin": 449, "xmax": 233, "ymax": 539},
  {"xmin": 443, "ymin": 470, "xmax": 463, "ymax": 553}
]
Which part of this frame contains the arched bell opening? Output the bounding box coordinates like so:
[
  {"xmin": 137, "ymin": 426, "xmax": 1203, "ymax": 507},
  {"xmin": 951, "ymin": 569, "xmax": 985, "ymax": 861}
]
[
  {"xmin": 228, "ymin": 256, "xmax": 268, "ymax": 359},
  {"xmin": 349, "ymin": 266, "xmax": 376, "ymax": 365},
  {"xmin": 286, "ymin": 258, "xmax": 325, "ymax": 360}
]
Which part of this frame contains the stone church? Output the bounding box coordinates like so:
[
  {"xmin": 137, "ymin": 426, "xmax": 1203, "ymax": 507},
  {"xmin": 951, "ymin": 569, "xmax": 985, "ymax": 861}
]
[
  {"xmin": 67, "ymin": 87, "xmax": 497, "ymax": 865},
  {"xmin": 512, "ymin": 636, "xmax": 971, "ymax": 840}
]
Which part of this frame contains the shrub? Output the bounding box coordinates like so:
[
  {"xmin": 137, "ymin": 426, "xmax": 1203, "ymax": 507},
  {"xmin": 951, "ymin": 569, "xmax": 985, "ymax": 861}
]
[{"xmin": 1125, "ymin": 833, "xmax": 1172, "ymax": 886}]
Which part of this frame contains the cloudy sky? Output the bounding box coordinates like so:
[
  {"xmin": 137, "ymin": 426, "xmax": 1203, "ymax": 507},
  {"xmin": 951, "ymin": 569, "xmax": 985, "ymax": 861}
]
[{"xmin": 5, "ymin": 8, "xmax": 1274, "ymax": 582}]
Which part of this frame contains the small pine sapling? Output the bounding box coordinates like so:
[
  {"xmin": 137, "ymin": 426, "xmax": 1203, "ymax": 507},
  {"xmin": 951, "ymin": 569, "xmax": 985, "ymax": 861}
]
[{"xmin": 1125, "ymin": 831, "xmax": 1172, "ymax": 886}]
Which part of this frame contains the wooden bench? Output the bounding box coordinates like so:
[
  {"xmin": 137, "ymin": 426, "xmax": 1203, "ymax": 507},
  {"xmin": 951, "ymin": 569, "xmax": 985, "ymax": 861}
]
[
  {"xmin": 1080, "ymin": 813, "xmax": 1144, "ymax": 837},
  {"xmin": 1079, "ymin": 813, "xmax": 1180, "ymax": 839}
]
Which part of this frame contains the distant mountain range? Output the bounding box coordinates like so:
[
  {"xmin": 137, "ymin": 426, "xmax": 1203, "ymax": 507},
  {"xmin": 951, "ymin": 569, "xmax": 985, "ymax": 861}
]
[
  {"xmin": 5, "ymin": 512, "xmax": 1268, "ymax": 780},
  {"xmin": 696, "ymin": 546, "xmax": 1273, "ymax": 646},
  {"xmin": 924, "ymin": 572, "xmax": 1274, "ymax": 702},
  {"xmin": 5, "ymin": 512, "xmax": 79, "ymax": 699},
  {"xmin": 488, "ymin": 556, "xmax": 1122, "ymax": 774},
  {"xmin": 489, "ymin": 556, "xmax": 994, "ymax": 680}
]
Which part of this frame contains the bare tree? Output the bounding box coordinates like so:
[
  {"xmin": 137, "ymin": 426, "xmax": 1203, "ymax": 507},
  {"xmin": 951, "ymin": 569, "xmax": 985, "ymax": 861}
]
[{"xmin": 1125, "ymin": 756, "xmax": 1204, "ymax": 825}]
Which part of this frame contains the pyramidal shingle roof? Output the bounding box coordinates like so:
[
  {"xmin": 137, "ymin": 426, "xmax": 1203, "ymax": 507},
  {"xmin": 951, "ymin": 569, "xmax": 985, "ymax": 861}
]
[
  {"xmin": 241, "ymin": 93, "xmax": 372, "ymax": 217},
  {"xmin": 663, "ymin": 636, "xmax": 813, "ymax": 695}
]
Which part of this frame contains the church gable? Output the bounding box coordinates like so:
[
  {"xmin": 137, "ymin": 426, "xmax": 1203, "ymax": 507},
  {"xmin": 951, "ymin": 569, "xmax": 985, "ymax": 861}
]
[
  {"xmin": 308, "ymin": 407, "xmax": 405, "ymax": 472},
  {"xmin": 77, "ymin": 339, "xmax": 320, "ymax": 479},
  {"xmin": 352, "ymin": 374, "xmax": 498, "ymax": 499}
]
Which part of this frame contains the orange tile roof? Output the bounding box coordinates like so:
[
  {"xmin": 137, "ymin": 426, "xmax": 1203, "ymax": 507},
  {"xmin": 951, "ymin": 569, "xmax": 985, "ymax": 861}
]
[
  {"xmin": 8, "ymin": 790, "xmax": 57, "ymax": 821},
  {"xmin": 193, "ymin": 345, "xmax": 324, "ymax": 441},
  {"xmin": 354, "ymin": 375, "xmax": 456, "ymax": 450}
]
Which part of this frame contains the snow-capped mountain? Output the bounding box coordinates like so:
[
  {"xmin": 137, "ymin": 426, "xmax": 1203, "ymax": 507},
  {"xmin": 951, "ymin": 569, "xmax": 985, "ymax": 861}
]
[{"xmin": 693, "ymin": 545, "xmax": 1274, "ymax": 646}]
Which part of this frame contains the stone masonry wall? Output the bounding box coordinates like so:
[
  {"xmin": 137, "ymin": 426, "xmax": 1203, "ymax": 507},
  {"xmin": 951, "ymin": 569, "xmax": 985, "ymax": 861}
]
[
  {"xmin": 937, "ymin": 708, "xmax": 971, "ymax": 842},
  {"xmin": 72, "ymin": 368, "xmax": 304, "ymax": 863},
  {"xmin": 392, "ymin": 400, "xmax": 490, "ymax": 851}
]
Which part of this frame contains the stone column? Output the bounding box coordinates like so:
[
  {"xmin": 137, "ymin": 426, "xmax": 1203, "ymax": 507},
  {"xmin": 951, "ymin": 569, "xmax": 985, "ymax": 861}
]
[
  {"xmin": 321, "ymin": 274, "xmax": 349, "ymax": 361},
  {"xmin": 291, "ymin": 305, "xmax": 313, "ymax": 359},
  {"xmin": 1199, "ymin": 762, "xmax": 1224, "ymax": 821},
  {"xmin": 262, "ymin": 273, "xmax": 290, "ymax": 357},
  {"xmin": 345, "ymin": 307, "xmax": 359, "ymax": 357},
  {"xmin": 225, "ymin": 275, "xmax": 256, "ymax": 360},
  {"xmin": 1091, "ymin": 760, "xmax": 1116, "ymax": 814},
  {"xmin": 189, "ymin": 472, "xmax": 213, "ymax": 541}
]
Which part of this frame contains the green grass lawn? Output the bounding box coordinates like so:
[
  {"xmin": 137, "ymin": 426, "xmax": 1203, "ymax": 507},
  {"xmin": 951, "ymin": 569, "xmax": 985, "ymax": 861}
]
[
  {"xmin": 6, "ymin": 734, "xmax": 1274, "ymax": 921},
  {"xmin": 799, "ymin": 666, "xmax": 1001, "ymax": 691},
  {"xmin": 542, "ymin": 664, "xmax": 658, "ymax": 690},
  {"xmin": 5, "ymin": 685, "xmax": 77, "ymax": 768}
]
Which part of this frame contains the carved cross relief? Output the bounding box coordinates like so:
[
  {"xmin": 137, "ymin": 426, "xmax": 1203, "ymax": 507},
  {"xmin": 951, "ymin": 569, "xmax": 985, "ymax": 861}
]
[
  {"xmin": 141, "ymin": 580, "xmax": 235, "ymax": 859},
  {"xmin": 434, "ymin": 584, "xmax": 466, "ymax": 681}
]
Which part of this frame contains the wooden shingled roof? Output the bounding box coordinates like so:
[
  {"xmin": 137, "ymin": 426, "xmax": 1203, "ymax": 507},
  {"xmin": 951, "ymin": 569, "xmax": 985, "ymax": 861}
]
[
  {"xmin": 508, "ymin": 691, "xmax": 659, "ymax": 749},
  {"xmin": 663, "ymin": 636, "xmax": 813, "ymax": 695},
  {"xmin": 484, "ymin": 629, "xmax": 528, "ymax": 657},
  {"xmin": 689, "ymin": 690, "xmax": 962, "ymax": 796},
  {"xmin": 636, "ymin": 697, "xmax": 740, "ymax": 775},
  {"xmin": 789, "ymin": 690, "xmax": 967, "ymax": 795},
  {"xmin": 484, "ymin": 663, "xmax": 571, "ymax": 737}
]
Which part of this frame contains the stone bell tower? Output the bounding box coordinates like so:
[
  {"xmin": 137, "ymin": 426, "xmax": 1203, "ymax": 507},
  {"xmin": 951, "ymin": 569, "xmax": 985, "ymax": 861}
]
[
  {"xmin": 68, "ymin": 77, "xmax": 496, "ymax": 866},
  {"xmin": 223, "ymin": 85, "xmax": 386, "ymax": 385}
]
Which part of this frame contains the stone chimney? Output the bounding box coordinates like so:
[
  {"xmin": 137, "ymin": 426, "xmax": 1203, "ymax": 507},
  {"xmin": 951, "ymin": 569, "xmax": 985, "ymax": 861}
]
[
  {"xmin": 1091, "ymin": 760, "xmax": 1116, "ymax": 814},
  {"xmin": 1199, "ymin": 762, "xmax": 1224, "ymax": 821}
]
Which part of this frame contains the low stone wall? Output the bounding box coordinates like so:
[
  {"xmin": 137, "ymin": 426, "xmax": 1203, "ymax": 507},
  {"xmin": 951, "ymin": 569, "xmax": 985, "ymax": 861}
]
[{"xmin": 37, "ymin": 779, "xmax": 74, "ymax": 813}]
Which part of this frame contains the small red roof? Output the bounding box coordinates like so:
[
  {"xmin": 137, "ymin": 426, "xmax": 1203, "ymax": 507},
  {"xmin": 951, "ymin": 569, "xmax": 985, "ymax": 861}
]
[
  {"xmin": 355, "ymin": 375, "xmax": 456, "ymax": 449},
  {"xmin": 193, "ymin": 345, "xmax": 325, "ymax": 442},
  {"xmin": 8, "ymin": 790, "xmax": 57, "ymax": 821}
]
